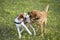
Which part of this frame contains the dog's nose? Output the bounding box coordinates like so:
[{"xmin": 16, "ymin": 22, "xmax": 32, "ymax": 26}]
[{"xmin": 29, "ymin": 15, "xmax": 31, "ymax": 18}]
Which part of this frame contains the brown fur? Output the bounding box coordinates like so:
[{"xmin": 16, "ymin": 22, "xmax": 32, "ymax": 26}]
[
  {"xmin": 17, "ymin": 14, "xmax": 29, "ymax": 24},
  {"xmin": 18, "ymin": 14, "xmax": 24, "ymax": 19},
  {"xmin": 28, "ymin": 4, "xmax": 49, "ymax": 37}
]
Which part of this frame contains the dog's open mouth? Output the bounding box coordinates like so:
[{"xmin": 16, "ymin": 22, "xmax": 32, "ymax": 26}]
[{"xmin": 34, "ymin": 17, "xmax": 40, "ymax": 20}]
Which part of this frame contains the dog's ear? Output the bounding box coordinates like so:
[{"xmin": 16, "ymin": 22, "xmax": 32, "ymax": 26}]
[
  {"xmin": 18, "ymin": 14, "xmax": 24, "ymax": 19},
  {"xmin": 33, "ymin": 13, "xmax": 37, "ymax": 17}
]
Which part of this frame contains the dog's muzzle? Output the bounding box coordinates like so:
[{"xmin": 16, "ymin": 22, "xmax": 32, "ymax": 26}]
[{"xmin": 34, "ymin": 17, "xmax": 40, "ymax": 20}]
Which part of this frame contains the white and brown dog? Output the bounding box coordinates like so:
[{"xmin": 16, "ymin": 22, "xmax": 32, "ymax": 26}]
[
  {"xmin": 28, "ymin": 4, "xmax": 49, "ymax": 37},
  {"xmin": 14, "ymin": 13, "xmax": 36, "ymax": 39}
]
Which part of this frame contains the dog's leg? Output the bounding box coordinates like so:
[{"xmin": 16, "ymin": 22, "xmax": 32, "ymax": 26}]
[
  {"xmin": 16, "ymin": 24, "xmax": 21, "ymax": 39},
  {"xmin": 20, "ymin": 27, "xmax": 24, "ymax": 33},
  {"xmin": 29, "ymin": 23, "xmax": 36, "ymax": 35},
  {"xmin": 21, "ymin": 22, "xmax": 32, "ymax": 35},
  {"xmin": 43, "ymin": 21, "xmax": 47, "ymax": 35},
  {"xmin": 36, "ymin": 25, "xmax": 39, "ymax": 32},
  {"xmin": 39, "ymin": 23, "xmax": 43, "ymax": 37}
]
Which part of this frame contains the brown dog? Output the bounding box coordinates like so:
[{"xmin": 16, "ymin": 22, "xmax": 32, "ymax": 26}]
[{"xmin": 28, "ymin": 4, "xmax": 49, "ymax": 37}]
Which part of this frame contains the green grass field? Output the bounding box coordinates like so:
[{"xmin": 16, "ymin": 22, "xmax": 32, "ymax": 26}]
[{"xmin": 0, "ymin": 0, "xmax": 60, "ymax": 40}]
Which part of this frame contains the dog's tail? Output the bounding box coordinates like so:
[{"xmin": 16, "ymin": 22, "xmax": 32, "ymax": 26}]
[{"xmin": 44, "ymin": 4, "xmax": 49, "ymax": 13}]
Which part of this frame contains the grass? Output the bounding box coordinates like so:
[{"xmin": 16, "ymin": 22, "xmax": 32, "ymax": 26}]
[{"xmin": 0, "ymin": 0, "xmax": 60, "ymax": 40}]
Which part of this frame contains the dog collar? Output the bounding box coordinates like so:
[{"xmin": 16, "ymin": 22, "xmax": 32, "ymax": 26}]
[
  {"xmin": 14, "ymin": 17, "xmax": 23, "ymax": 24},
  {"xmin": 14, "ymin": 21, "xmax": 22, "ymax": 24}
]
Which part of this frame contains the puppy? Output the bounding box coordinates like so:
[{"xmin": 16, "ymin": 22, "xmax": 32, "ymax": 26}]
[
  {"xmin": 14, "ymin": 14, "xmax": 32, "ymax": 39},
  {"xmin": 14, "ymin": 13, "xmax": 36, "ymax": 38},
  {"xmin": 28, "ymin": 4, "xmax": 49, "ymax": 37}
]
